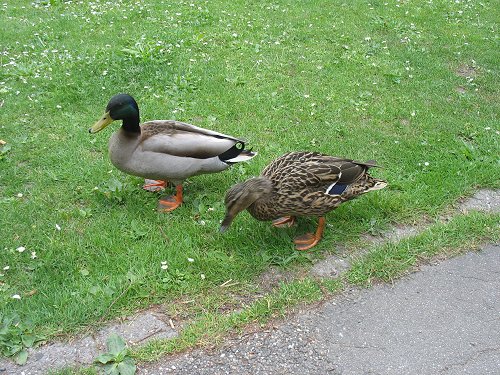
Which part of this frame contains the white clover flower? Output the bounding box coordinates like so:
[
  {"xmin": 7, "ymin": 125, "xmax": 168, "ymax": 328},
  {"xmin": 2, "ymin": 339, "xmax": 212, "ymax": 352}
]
[
  {"xmin": 55, "ymin": 224, "xmax": 61, "ymax": 231},
  {"xmin": 31, "ymin": 251, "xmax": 37, "ymax": 259},
  {"xmin": 17, "ymin": 193, "xmax": 23, "ymax": 198},
  {"xmin": 424, "ymin": 162, "xmax": 429, "ymax": 166},
  {"xmin": 187, "ymin": 258, "xmax": 194, "ymax": 263},
  {"xmin": 161, "ymin": 261, "xmax": 168, "ymax": 270},
  {"xmin": 200, "ymin": 274, "xmax": 206, "ymax": 280},
  {"xmin": 17, "ymin": 246, "xmax": 26, "ymax": 253}
]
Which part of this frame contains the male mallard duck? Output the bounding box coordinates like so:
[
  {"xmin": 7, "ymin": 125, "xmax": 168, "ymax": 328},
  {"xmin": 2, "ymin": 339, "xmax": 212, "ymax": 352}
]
[
  {"xmin": 220, "ymin": 151, "xmax": 387, "ymax": 250},
  {"xmin": 89, "ymin": 94, "xmax": 257, "ymax": 211}
]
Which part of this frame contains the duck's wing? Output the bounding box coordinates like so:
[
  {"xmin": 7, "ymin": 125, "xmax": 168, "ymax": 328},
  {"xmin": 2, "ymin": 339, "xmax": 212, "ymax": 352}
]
[
  {"xmin": 139, "ymin": 120, "xmax": 245, "ymax": 159},
  {"xmin": 264, "ymin": 151, "xmax": 379, "ymax": 193},
  {"xmin": 264, "ymin": 152, "xmax": 342, "ymax": 191}
]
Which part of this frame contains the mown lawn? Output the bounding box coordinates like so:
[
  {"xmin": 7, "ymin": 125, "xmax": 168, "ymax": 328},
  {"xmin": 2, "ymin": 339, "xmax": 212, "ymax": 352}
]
[{"xmin": 0, "ymin": 0, "xmax": 498, "ymax": 350}]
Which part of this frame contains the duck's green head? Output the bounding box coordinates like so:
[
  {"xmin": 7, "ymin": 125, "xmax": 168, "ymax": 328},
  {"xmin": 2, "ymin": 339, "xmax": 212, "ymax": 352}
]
[{"xmin": 89, "ymin": 94, "xmax": 140, "ymax": 133}]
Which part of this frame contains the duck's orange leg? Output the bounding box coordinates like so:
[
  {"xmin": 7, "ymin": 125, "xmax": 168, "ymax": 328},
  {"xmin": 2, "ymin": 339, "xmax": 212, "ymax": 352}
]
[
  {"xmin": 293, "ymin": 217, "xmax": 326, "ymax": 251},
  {"xmin": 158, "ymin": 185, "xmax": 183, "ymax": 212},
  {"xmin": 143, "ymin": 179, "xmax": 167, "ymax": 192},
  {"xmin": 272, "ymin": 216, "xmax": 296, "ymax": 228}
]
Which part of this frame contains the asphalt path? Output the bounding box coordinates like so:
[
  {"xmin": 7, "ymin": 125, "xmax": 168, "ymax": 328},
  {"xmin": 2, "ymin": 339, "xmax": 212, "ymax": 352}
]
[{"xmin": 140, "ymin": 244, "xmax": 500, "ymax": 375}]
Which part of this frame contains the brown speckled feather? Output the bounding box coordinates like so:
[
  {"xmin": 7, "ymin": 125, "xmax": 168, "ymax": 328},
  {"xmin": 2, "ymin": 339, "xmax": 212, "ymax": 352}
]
[{"xmin": 225, "ymin": 151, "xmax": 387, "ymax": 222}]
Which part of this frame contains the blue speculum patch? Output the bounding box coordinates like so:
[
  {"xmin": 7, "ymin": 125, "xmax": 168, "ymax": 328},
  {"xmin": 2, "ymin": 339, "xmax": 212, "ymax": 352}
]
[{"xmin": 327, "ymin": 183, "xmax": 348, "ymax": 195}]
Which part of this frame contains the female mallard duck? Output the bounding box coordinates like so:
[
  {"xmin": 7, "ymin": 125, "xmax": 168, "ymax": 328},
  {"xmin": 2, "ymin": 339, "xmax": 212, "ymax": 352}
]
[
  {"xmin": 220, "ymin": 151, "xmax": 387, "ymax": 250},
  {"xmin": 89, "ymin": 94, "xmax": 257, "ymax": 211}
]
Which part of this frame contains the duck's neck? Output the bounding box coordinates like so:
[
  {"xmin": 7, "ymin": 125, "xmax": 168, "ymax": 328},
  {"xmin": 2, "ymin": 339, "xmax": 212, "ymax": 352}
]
[
  {"xmin": 121, "ymin": 113, "xmax": 141, "ymax": 134},
  {"xmin": 240, "ymin": 178, "xmax": 276, "ymax": 221},
  {"xmin": 247, "ymin": 199, "xmax": 276, "ymax": 221}
]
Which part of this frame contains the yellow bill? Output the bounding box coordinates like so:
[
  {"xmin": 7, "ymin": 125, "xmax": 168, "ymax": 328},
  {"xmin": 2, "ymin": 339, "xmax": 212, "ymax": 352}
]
[{"xmin": 89, "ymin": 111, "xmax": 114, "ymax": 133}]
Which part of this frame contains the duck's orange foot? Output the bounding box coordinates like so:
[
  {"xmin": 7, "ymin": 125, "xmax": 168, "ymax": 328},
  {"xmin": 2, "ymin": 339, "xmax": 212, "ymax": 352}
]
[
  {"xmin": 143, "ymin": 179, "xmax": 167, "ymax": 192},
  {"xmin": 293, "ymin": 233, "xmax": 320, "ymax": 251},
  {"xmin": 272, "ymin": 216, "xmax": 296, "ymax": 228},
  {"xmin": 158, "ymin": 196, "xmax": 181, "ymax": 212},
  {"xmin": 157, "ymin": 185, "xmax": 183, "ymax": 212},
  {"xmin": 292, "ymin": 217, "xmax": 326, "ymax": 251}
]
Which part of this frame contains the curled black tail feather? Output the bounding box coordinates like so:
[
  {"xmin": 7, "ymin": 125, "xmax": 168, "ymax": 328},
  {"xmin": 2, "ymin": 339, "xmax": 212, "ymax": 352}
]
[{"xmin": 218, "ymin": 141, "xmax": 245, "ymax": 162}]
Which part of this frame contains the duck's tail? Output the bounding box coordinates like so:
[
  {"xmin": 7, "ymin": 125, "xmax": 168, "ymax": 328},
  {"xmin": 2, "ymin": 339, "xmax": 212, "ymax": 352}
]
[
  {"xmin": 219, "ymin": 142, "xmax": 258, "ymax": 164},
  {"xmin": 225, "ymin": 149, "xmax": 258, "ymax": 163},
  {"xmin": 365, "ymin": 178, "xmax": 388, "ymax": 192}
]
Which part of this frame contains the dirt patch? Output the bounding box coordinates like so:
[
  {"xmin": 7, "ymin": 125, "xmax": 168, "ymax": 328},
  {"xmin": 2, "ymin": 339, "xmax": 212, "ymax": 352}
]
[
  {"xmin": 363, "ymin": 223, "xmax": 423, "ymax": 245},
  {"xmin": 310, "ymin": 255, "xmax": 351, "ymax": 278},
  {"xmin": 458, "ymin": 189, "xmax": 500, "ymax": 213},
  {"xmin": 257, "ymin": 266, "xmax": 296, "ymax": 292},
  {"xmin": 400, "ymin": 118, "xmax": 411, "ymax": 126},
  {"xmin": 455, "ymin": 64, "xmax": 478, "ymax": 78}
]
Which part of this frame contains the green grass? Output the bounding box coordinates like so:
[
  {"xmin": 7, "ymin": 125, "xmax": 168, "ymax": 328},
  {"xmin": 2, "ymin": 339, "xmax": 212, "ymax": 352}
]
[
  {"xmin": 47, "ymin": 211, "xmax": 499, "ymax": 373},
  {"xmin": 0, "ymin": 0, "xmax": 498, "ymax": 355}
]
